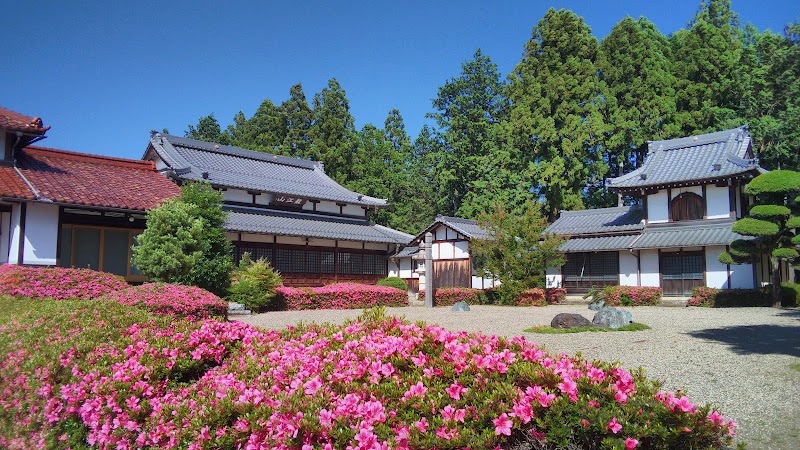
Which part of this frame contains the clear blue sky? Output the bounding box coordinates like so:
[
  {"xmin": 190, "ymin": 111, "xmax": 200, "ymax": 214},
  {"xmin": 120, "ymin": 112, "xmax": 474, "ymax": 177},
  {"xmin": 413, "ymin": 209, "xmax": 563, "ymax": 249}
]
[{"xmin": 2, "ymin": 0, "xmax": 797, "ymax": 159}]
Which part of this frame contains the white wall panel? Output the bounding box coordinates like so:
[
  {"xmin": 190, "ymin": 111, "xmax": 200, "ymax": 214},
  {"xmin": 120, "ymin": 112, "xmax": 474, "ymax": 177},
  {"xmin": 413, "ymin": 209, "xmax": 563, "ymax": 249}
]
[
  {"xmin": 223, "ymin": 189, "xmax": 252, "ymax": 203},
  {"xmin": 647, "ymin": 191, "xmax": 668, "ymax": 223},
  {"xmin": 640, "ymin": 249, "xmax": 660, "ymax": 286},
  {"xmin": 276, "ymin": 235, "xmax": 306, "ymax": 246},
  {"xmin": 705, "ymin": 246, "xmax": 729, "ymax": 289},
  {"xmin": 437, "ymin": 242, "xmax": 455, "ymax": 260},
  {"xmin": 546, "ymin": 265, "xmax": 562, "ymax": 288},
  {"xmin": 23, "ymin": 202, "xmax": 59, "ymax": 265},
  {"xmin": 240, "ymin": 233, "xmax": 273, "ymax": 243},
  {"xmin": 364, "ymin": 242, "xmax": 388, "ymax": 251},
  {"xmin": 7, "ymin": 204, "xmax": 22, "ymax": 264},
  {"xmin": 454, "ymin": 240, "xmax": 469, "ymax": 259},
  {"xmin": 619, "ymin": 251, "xmax": 638, "ymax": 286},
  {"xmin": 706, "ymin": 185, "xmax": 731, "ymax": 219},
  {"xmin": 338, "ymin": 240, "xmax": 363, "ymax": 249}
]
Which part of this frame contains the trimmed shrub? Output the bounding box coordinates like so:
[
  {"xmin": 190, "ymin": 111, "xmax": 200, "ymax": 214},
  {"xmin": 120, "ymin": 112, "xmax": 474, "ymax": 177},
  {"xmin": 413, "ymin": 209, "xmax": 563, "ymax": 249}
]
[
  {"xmin": 0, "ymin": 299, "xmax": 739, "ymax": 449},
  {"xmin": 102, "ymin": 282, "xmax": 228, "ymax": 320},
  {"xmin": 0, "ymin": 264, "xmax": 127, "ymax": 300},
  {"xmin": 599, "ymin": 285, "xmax": 662, "ymax": 306},
  {"xmin": 377, "ymin": 276, "xmax": 408, "ymax": 290},
  {"xmin": 545, "ymin": 287, "xmax": 567, "ymax": 304},
  {"xmin": 275, "ymin": 283, "xmax": 407, "ymax": 310},
  {"xmin": 430, "ymin": 287, "xmax": 484, "ymax": 306},
  {"xmin": 690, "ymin": 286, "xmax": 798, "ymax": 307},
  {"xmin": 516, "ymin": 288, "xmax": 547, "ymax": 306},
  {"xmin": 228, "ymin": 257, "xmax": 284, "ymax": 312}
]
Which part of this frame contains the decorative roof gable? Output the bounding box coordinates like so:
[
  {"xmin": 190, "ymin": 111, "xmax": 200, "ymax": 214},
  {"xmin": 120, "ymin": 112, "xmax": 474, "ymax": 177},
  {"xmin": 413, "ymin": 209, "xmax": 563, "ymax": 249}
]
[
  {"xmin": 146, "ymin": 134, "xmax": 389, "ymax": 208},
  {"xmin": 0, "ymin": 106, "xmax": 50, "ymax": 135},
  {"xmin": 608, "ymin": 127, "xmax": 760, "ymax": 191}
]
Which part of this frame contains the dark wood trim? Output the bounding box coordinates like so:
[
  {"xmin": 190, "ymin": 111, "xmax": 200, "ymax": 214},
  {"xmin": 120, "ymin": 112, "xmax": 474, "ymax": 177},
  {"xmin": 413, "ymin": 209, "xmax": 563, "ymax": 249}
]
[
  {"xmin": 17, "ymin": 202, "xmax": 26, "ymax": 264},
  {"xmin": 701, "ymin": 185, "xmax": 708, "ymax": 219},
  {"xmin": 728, "ymin": 182, "xmax": 736, "ymax": 218},
  {"xmin": 725, "ymin": 245, "xmax": 732, "ymax": 289},
  {"xmin": 0, "ymin": 204, "xmax": 10, "ymax": 212},
  {"xmin": 55, "ymin": 206, "xmax": 64, "ymax": 264}
]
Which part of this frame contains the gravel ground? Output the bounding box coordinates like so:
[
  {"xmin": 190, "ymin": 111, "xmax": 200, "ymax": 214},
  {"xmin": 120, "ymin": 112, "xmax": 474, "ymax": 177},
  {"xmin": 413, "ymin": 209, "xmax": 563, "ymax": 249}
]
[{"xmin": 236, "ymin": 305, "xmax": 800, "ymax": 449}]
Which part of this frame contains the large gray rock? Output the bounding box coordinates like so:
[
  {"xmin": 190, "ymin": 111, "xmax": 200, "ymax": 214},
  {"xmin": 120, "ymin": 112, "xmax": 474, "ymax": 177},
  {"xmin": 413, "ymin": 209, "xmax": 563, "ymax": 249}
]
[
  {"xmin": 451, "ymin": 301, "xmax": 471, "ymax": 312},
  {"xmin": 592, "ymin": 307, "xmax": 633, "ymax": 329},
  {"xmin": 588, "ymin": 300, "xmax": 605, "ymax": 311},
  {"xmin": 551, "ymin": 313, "xmax": 593, "ymax": 329}
]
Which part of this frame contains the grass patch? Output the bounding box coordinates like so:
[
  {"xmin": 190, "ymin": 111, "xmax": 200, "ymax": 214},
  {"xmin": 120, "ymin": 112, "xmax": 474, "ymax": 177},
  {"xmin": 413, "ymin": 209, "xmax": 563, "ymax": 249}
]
[
  {"xmin": 525, "ymin": 322, "xmax": 651, "ymax": 334},
  {"xmin": 790, "ymin": 362, "xmax": 800, "ymax": 373}
]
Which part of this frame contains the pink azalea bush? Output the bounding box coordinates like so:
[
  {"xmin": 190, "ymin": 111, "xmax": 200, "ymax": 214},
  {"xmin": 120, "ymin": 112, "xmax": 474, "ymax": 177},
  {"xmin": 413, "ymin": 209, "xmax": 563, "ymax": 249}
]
[
  {"xmin": 687, "ymin": 287, "xmax": 721, "ymax": 307},
  {"xmin": 0, "ymin": 297, "xmax": 739, "ymax": 449},
  {"xmin": 275, "ymin": 283, "xmax": 406, "ymax": 310},
  {"xmin": 599, "ymin": 286, "xmax": 662, "ymax": 306},
  {"xmin": 102, "ymin": 283, "xmax": 228, "ymax": 320},
  {"xmin": 428, "ymin": 287, "xmax": 484, "ymax": 306},
  {"xmin": 0, "ymin": 264, "xmax": 127, "ymax": 301},
  {"xmin": 545, "ymin": 287, "xmax": 568, "ymax": 304}
]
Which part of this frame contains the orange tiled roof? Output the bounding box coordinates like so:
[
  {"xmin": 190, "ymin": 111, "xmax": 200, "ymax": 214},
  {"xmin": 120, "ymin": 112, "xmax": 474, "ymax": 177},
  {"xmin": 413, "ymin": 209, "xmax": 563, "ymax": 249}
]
[
  {"xmin": 8, "ymin": 146, "xmax": 180, "ymax": 210},
  {"xmin": 0, "ymin": 166, "xmax": 35, "ymax": 200},
  {"xmin": 0, "ymin": 106, "xmax": 50, "ymax": 135}
]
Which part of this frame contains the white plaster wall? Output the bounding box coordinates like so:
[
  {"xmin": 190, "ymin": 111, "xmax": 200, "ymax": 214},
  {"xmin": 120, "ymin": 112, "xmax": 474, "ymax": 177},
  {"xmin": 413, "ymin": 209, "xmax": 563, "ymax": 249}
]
[
  {"xmin": 432, "ymin": 242, "xmax": 440, "ymax": 259},
  {"xmin": 0, "ymin": 211, "xmax": 9, "ymax": 264},
  {"xmin": 639, "ymin": 249, "xmax": 660, "ymax": 286},
  {"xmin": 472, "ymin": 275, "xmax": 499, "ymax": 289},
  {"xmin": 619, "ymin": 251, "xmax": 638, "ymax": 286},
  {"xmin": 397, "ymin": 258, "xmax": 414, "ymax": 278},
  {"xmin": 647, "ymin": 190, "xmax": 669, "ymax": 223},
  {"xmin": 240, "ymin": 233, "xmax": 273, "ymax": 243},
  {"xmin": 705, "ymin": 246, "xmax": 729, "ymax": 289},
  {"xmin": 7, "ymin": 204, "xmax": 22, "ymax": 264},
  {"xmin": 454, "ymin": 241, "xmax": 469, "ymax": 259},
  {"xmin": 343, "ymin": 204, "xmax": 365, "ymax": 217},
  {"xmin": 151, "ymin": 154, "xmax": 169, "ymax": 171},
  {"xmin": 307, "ymin": 238, "xmax": 336, "ymax": 248},
  {"xmin": 23, "ymin": 203, "xmax": 59, "ymax": 265},
  {"xmin": 546, "ymin": 265, "xmax": 562, "ymax": 288},
  {"xmin": 388, "ymin": 259, "xmax": 400, "ymax": 277},
  {"xmin": 364, "ymin": 242, "xmax": 388, "ymax": 251},
  {"xmin": 275, "ymin": 235, "xmax": 306, "ymax": 246},
  {"xmin": 706, "ymin": 185, "xmax": 731, "ymax": 219},
  {"xmin": 313, "ymin": 201, "xmax": 340, "ymax": 214},
  {"xmin": 338, "ymin": 240, "xmax": 363, "ymax": 249},
  {"xmin": 434, "ymin": 225, "xmax": 447, "ymax": 241},
  {"xmin": 729, "ymin": 261, "xmax": 755, "ymax": 288},
  {"xmin": 437, "ymin": 242, "xmax": 455, "ymax": 259},
  {"xmin": 252, "ymin": 193, "xmax": 270, "ymax": 206},
  {"xmin": 223, "ymin": 189, "xmax": 252, "ymax": 203}
]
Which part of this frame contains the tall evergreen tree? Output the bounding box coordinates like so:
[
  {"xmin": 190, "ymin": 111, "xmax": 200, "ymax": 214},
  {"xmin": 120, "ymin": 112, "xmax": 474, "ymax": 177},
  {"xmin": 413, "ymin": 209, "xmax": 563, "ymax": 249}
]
[
  {"xmin": 279, "ymin": 83, "xmax": 313, "ymax": 158},
  {"xmin": 598, "ymin": 17, "xmax": 679, "ymax": 188},
  {"xmin": 308, "ymin": 78, "xmax": 357, "ymax": 184},
  {"xmin": 770, "ymin": 22, "xmax": 800, "ymax": 170},
  {"xmin": 672, "ymin": 0, "xmax": 743, "ymax": 134},
  {"xmin": 185, "ymin": 114, "xmax": 228, "ymax": 144},
  {"xmin": 429, "ymin": 49, "xmax": 526, "ymax": 218},
  {"xmin": 507, "ymin": 9, "xmax": 607, "ymax": 219}
]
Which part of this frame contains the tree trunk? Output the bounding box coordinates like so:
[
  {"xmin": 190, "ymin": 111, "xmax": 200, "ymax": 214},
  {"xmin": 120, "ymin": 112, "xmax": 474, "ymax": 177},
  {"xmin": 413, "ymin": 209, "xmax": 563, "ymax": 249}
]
[{"xmin": 770, "ymin": 257, "xmax": 782, "ymax": 308}]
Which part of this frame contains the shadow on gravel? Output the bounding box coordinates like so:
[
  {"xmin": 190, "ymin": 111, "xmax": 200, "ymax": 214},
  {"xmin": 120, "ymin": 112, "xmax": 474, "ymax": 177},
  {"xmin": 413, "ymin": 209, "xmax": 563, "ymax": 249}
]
[
  {"xmin": 776, "ymin": 309, "xmax": 800, "ymax": 322},
  {"xmin": 688, "ymin": 324, "xmax": 800, "ymax": 357}
]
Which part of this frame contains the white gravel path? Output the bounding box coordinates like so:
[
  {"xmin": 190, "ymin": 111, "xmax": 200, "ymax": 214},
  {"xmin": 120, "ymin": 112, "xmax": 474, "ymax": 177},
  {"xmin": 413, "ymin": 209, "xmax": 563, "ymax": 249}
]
[{"xmin": 236, "ymin": 305, "xmax": 800, "ymax": 449}]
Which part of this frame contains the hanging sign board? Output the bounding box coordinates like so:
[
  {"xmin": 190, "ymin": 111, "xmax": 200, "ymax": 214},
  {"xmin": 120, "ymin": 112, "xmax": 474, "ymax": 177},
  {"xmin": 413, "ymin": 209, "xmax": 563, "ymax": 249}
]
[{"xmin": 272, "ymin": 195, "xmax": 307, "ymax": 209}]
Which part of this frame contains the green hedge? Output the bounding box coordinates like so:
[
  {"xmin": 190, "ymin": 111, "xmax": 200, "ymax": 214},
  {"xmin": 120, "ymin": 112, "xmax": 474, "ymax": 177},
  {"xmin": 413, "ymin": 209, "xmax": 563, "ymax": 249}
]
[
  {"xmin": 688, "ymin": 285, "xmax": 798, "ymax": 307},
  {"xmin": 377, "ymin": 277, "xmax": 408, "ymax": 290}
]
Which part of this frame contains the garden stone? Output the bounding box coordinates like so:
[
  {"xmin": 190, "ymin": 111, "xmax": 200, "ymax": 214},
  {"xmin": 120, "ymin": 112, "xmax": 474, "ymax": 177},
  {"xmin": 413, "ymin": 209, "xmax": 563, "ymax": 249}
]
[
  {"xmin": 550, "ymin": 313, "xmax": 593, "ymax": 329},
  {"xmin": 451, "ymin": 301, "xmax": 471, "ymax": 312},
  {"xmin": 592, "ymin": 307, "xmax": 633, "ymax": 329},
  {"xmin": 588, "ymin": 300, "xmax": 605, "ymax": 311}
]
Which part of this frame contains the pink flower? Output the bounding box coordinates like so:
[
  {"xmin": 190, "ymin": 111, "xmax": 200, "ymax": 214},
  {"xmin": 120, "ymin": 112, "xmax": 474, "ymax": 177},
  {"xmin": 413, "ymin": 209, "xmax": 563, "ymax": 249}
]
[
  {"xmin": 445, "ymin": 382, "xmax": 467, "ymax": 400},
  {"xmin": 607, "ymin": 417, "xmax": 622, "ymax": 434},
  {"xmin": 625, "ymin": 437, "xmax": 639, "ymax": 449},
  {"xmin": 413, "ymin": 417, "xmax": 428, "ymax": 433},
  {"xmin": 493, "ymin": 413, "xmax": 513, "ymax": 436}
]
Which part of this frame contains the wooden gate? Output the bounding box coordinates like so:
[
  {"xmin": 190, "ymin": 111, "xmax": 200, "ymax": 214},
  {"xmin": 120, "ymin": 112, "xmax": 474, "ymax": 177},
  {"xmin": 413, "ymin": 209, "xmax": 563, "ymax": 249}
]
[
  {"xmin": 432, "ymin": 259, "xmax": 471, "ymax": 289},
  {"xmin": 661, "ymin": 252, "xmax": 705, "ymax": 296}
]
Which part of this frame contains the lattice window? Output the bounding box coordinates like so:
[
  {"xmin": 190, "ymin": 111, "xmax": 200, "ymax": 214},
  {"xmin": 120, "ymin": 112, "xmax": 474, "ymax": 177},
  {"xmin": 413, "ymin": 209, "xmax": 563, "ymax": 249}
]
[
  {"xmin": 563, "ymin": 252, "xmax": 619, "ymax": 281},
  {"xmin": 662, "ymin": 254, "xmax": 704, "ymax": 280}
]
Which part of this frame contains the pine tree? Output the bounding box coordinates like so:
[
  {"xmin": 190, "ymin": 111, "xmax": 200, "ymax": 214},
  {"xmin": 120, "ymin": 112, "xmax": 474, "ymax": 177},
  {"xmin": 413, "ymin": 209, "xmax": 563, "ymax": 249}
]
[
  {"xmin": 507, "ymin": 9, "xmax": 607, "ymax": 219},
  {"xmin": 185, "ymin": 114, "xmax": 228, "ymax": 144}
]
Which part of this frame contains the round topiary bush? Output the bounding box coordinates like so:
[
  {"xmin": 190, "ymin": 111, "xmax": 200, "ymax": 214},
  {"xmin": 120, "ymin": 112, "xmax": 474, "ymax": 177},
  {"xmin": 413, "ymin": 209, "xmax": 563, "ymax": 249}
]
[
  {"xmin": 0, "ymin": 265, "xmax": 128, "ymax": 300},
  {"xmin": 376, "ymin": 276, "xmax": 408, "ymax": 291},
  {"xmin": 102, "ymin": 283, "xmax": 228, "ymax": 320}
]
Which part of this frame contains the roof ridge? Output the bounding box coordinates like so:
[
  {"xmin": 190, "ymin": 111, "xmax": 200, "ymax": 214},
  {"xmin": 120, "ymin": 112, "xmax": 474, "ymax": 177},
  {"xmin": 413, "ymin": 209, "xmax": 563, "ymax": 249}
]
[
  {"xmin": 161, "ymin": 134, "xmax": 319, "ymax": 170},
  {"xmin": 437, "ymin": 215, "xmax": 478, "ymax": 224},
  {"xmin": 559, "ymin": 205, "xmax": 641, "ymax": 216},
  {"xmin": 648, "ymin": 126, "xmax": 746, "ymax": 152},
  {"xmin": 24, "ymin": 146, "xmax": 156, "ymax": 171}
]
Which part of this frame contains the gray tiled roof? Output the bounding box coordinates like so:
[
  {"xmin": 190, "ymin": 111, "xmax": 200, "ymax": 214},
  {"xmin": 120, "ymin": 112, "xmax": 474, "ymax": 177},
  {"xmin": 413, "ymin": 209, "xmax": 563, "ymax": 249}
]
[
  {"xmin": 391, "ymin": 246, "xmax": 419, "ymax": 258},
  {"xmin": 223, "ymin": 206, "xmax": 413, "ymax": 244},
  {"xmin": 147, "ymin": 134, "xmax": 388, "ymax": 207},
  {"xmin": 631, "ymin": 222, "xmax": 745, "ymax": 249},
  {"xmin": 546, "ymin": 206, "xmax": 644, "ymax": 235},
  {"xmin": 560, "ymin": 235, "xmax": 640, "ymax": 252},
  {"xmin": 436, "ymin": 215, "xmax": 489, "ymax": 239},
  {"xmin": 609, "ymin": 127, "xmax": 760, "ymax": 190}
]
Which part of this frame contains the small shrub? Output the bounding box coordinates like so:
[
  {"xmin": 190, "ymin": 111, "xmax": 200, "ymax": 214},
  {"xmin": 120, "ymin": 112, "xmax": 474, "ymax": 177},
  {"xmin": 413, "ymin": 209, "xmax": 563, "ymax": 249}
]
[
  {"xmin": 0, "ymin": 265, "xmax": 127, "ymax": 300},
  {"xmin": 275, "ymin": 283, "xmax": 407, "ymax": 310},
  {"xmin": 780, "ymin": 282, "xmax": 800, "ymax": 307},
  {"xmin": 688, "ymin": 286, "xmax": 721, "ymax": 307},
  {"xmin": 103, "ymin": 283, "xmax": 228, "ymax": 320},
  {"xmin": 545, "ymin": 287, "xmax": 567, "ymax": 304},
  {"xmin": 526, "ymin": 323, "xmax": 651, "ymax": 334},
  {"xmin": 376, "ymin": 276, "xmax": 408, "ymax": 290},
  {"xmin": 516, "ymin": 288, "xmax": 547, "ymax": 306},
  {"xmin": 228, "ymin": 257, "xmax": 284, "ymax": 312},
  {"xmin": 599, "ymin": 285, "xmax": 662, "ymax": 306},
  {"xmin": 431, "ymin": 287, "xmax": 483, "ymax": 306}
]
